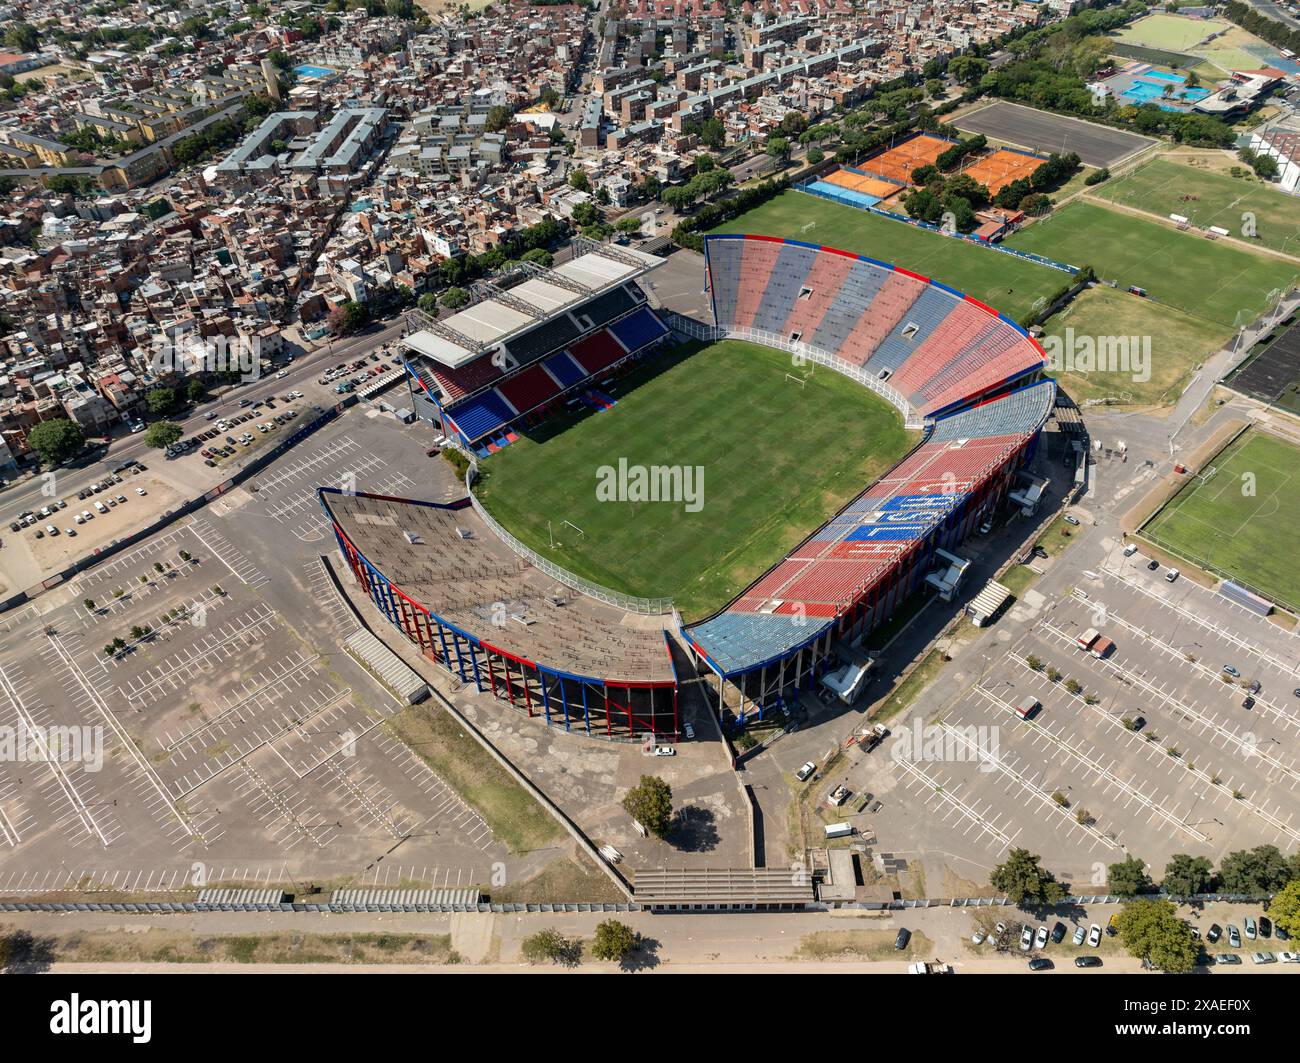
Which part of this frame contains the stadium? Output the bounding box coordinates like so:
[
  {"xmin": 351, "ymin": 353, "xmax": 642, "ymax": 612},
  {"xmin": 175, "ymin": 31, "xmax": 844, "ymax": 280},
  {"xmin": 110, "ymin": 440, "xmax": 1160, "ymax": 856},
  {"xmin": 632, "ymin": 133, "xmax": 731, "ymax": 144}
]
[{"xmin": 319, "ymin": 234, "xmax": 1055, "ymax": 738}]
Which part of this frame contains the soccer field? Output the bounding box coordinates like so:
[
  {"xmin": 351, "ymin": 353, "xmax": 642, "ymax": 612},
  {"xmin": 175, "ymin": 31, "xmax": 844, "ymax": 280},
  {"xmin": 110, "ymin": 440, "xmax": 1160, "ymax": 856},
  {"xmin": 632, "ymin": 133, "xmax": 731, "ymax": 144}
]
[
  {"xmin": 1114, "ymin": 13, "xmax": 1230, "ymax": 52},
  {"xmin": 1142, "ymin": 430, "xmax": 1300, "ymax": 610},
  {"xmin": 1096, "ymin": 158, "xmax": 1300, "ymax": 257},
  {"xmin": 1005, "ymin": 202, "xmax": 1300, "ymax": 328},
  {"xmin": 474, "ymin": 339, "xmax": 918, "ymax": 619},
  {"xmin": 708, "ymin": 190, "xmax": 1064, "ymax": 322}
]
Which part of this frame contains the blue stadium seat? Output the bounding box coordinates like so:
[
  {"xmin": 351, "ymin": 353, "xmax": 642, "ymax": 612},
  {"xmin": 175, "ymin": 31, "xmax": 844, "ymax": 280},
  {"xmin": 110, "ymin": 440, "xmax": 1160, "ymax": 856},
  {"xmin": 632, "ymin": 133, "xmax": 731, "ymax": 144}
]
[
  {"xmin": 543, "ymin": 350, "xmax": 589, "ymax": 390},
  {"xmin": 865, "ymin": 286, "xmax": 955, "ymax": 376},
  {"xmin": 609, "ymin": 307, "xmax": 668, "ymax": 351},
  {"xmin": 447, "ymin": 389, "xmax": 515, "ymax": 441}
]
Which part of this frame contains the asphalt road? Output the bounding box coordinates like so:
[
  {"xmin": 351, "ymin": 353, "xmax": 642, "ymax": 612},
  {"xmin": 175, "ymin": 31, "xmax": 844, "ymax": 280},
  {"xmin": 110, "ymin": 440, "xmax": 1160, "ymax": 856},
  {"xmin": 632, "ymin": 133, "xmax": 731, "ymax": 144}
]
[{"xmin": 1, "ymin": 319, "xmax": 407, "ymax": 522}]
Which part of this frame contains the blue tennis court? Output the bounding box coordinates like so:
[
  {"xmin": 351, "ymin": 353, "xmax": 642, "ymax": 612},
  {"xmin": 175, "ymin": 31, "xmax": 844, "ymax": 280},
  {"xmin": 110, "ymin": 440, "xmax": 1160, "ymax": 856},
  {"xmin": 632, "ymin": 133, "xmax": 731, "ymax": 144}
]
[{"xmin": 804, "ymin": 180, "xmax": 880, "ymax": 210}]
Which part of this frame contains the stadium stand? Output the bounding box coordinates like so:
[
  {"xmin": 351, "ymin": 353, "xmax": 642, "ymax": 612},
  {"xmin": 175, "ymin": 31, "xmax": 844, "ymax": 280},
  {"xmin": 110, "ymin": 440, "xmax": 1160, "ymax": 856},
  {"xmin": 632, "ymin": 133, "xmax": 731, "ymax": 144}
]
[
  {"xmin": 569, "ymin": 328, "xmax": 630, "ymax": 375},
  {"xmin": 496, "ymin": 363, "xmax": 562, "ymax": 415},
  {"xmin": 445, "ymin": 388, "xmax": 516, "ymax": 440},
  {"xmin": 749, "ymin": 243, "xmax": 821, "ymax": 335},
  {"xmin": 502, "ymin": 312, "xmax": 584, "ymax": 367},
  {"xmin": 727, "ymin": 238, "xmax": 784, "ymax": 330},
  {"xmin": 688, "ymin": 235, "xmax": 1051, "ymax": 686},
  {"xmin": 542, "ymin": 350, "xmax": 590, "ymax": 390},
  {"xmin": 571, "ymin": 283, "xmax": 642, "ymax": 330},
  {"xmin": 429, "ymin": 356, "xmax": 504, "ymax": 403},
  {"xmin": 609, "ymin": 306, "xmax": 669, "ymax": 351}
]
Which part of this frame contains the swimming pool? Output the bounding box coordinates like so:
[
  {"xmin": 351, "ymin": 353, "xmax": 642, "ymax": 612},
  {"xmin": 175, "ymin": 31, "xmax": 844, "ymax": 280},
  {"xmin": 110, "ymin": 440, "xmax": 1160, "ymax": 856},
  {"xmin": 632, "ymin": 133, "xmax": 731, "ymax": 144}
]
[{"xmin": 294, "ymin": 64, "xmax": 337, "ymax": 79}]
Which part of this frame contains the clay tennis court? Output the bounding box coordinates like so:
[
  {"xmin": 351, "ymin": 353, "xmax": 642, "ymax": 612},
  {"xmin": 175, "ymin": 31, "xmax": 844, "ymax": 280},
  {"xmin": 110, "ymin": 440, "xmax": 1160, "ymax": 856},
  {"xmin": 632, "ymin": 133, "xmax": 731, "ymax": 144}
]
[
  {"xmin": 857, "ymin": 133, "xmax": 954, "ymax": 184},
  {"xmin": 960, "ymin": 148, "xmax": 1043, "ymax": 193},
  {"xmin": 822, "ymin": 168, "xmax": 905, "ymax": 200}
]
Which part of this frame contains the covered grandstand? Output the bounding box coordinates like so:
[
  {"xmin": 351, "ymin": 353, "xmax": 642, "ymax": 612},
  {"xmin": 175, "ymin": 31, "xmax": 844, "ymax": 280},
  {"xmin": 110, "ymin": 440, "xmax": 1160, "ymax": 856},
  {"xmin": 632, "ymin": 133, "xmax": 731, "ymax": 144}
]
[{"xmin": 401, "ymin": 243, "xmax": 671, "ymax": 456}]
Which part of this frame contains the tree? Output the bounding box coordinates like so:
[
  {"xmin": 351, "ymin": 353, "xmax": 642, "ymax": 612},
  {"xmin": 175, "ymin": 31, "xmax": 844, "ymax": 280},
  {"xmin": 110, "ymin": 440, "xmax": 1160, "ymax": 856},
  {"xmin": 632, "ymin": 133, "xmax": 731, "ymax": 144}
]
[
  {"xmin": 4, "ymin": 22, "xmax": 39, "ymax": 53},
  {"xmin": 1107, "ymin": 856, "xmax": 1151, "ymax": 896},
  {"xmin": 440, "ymin": 287, "xmax": 470, "ymax": 310},
  {"xmin": 521, "ymin": 247, "xmax": 552, "ymax": 268},
  {"xmin": 143, "ymin": 421, "xmax": 183, "ymax": 450},
  {"xmin": 1270, "ymin": 879, "xmax": 1300, "ymax": 940},
  {"xmin": 1162, "ymin": 854, "xmax": 1215, "ymax": 897},
  {"xmin": 615, "ymin": 216, "xmax": 643, "ymax": 235},
  {"xmin": 520, "ymin": 927, "xmax": 581, "ymax": 966},
  {"xmin": 695, "ymin": 152, "xmax": 715, "ymax": 173},
  {"xmin": 571, "ymin": 200, "xmax": 598, "ymax": 227},
  {"xmin": 765, "ymin": 135, "xmax": 790, "ymax": 162},
  {"xmin": 1115, "ymin": 898, "xmax": 1198, "ymax": 974},
  {"xmin": 27, "ymin": 419, "xmax": 85, "ymax": 465},
  {"xmin": 806, "ymin": 146, "xmax": 824, "ymax": 165},
  {"xmin": 185, "ymin": 378, "xmax": 208, "ymax": 404},
  {"xmin": 145, "ymin": 387, "xmax": 177, "ymax": 415},
  {"xmin": 569, "ymin": 169, "xmax": 590, "ymax": 192},
  {"xmin": 622, "ymin": 775, "xmax": 673, "ymax": 838},
  {"xmin": 1219, "ymin": 844, "xmax": 1292, "ymax": 894},
  {"xmin": 590, "ymin": 919, "xmax": 638, "ymax": 963},
  {"xmin": 485, "ymin": 105, "xmax": 513, "ymax": 133},
  {"xmin": 990, "ymin": 848, "xmax": 1067, "ymax": 906},
  {"xmin": 417, "ymin": 292, "xmax": 439, "ymax": 313},
  {"xmin": 1253, "ymin": 153, "xmax": 1280, "ymax": 180}
]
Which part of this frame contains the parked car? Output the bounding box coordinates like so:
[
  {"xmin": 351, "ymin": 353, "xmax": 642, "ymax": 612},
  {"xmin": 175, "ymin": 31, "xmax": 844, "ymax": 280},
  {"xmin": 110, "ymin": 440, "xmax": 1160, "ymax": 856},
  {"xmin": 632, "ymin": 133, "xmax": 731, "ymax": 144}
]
[
  {"xmin": 1019, "ymin": 925, "xmax": 1034, "ymax": 951},
  {"xmin": 1224, "ymin": 665, "xmax": 1241, "ymax": 678},
  {"xmin": 971, "ymin": 928, "xmax": 987, "ymax": 945},
  {"xmin": 1228, "ymin": 925, "xmax": 1241, "ymax": 948},
  {"xmin": 1074, "ymin": 956, "xmax": 1102, "ymax": 968},
  {"xmin": 894, "ymin": 928, "xmax": 911, "ymax": 951},
  {"xmin": 1064, "ymin": 515, "xmax": 1080, "ymax": 526},
  {"xmin": 1051, "ymin": 922, "xmax": 1066, "ymax": 944},
  {"xmin": 1072, "ymin": 925, "xmax": 1086, "ymax": 946},
  {"xmin": 1251, "ymin": 952, "xmax": 1276, "ymax": 965},
  {"xmin": 796, "ymin": 762, "xmax": 815, "ymax": 782},
  {"xmin": 1034, "ymin": 925, "xmax": 1049, "ymax": 949},
  {"xmin": 1260, "ymin": 916, "xmax": 1272, "ymax": 938},
  {"xmin": 1165, "ymin": 568, "xmax": 1180, "ymax": 582},
  {"xmin": 1216, "ymin": 953, "xmax": 1242, "ymax": 965},
  {"xmin": 1206, "ymin": 923, "xmax": 1222, "ymax": 944},
  {"xmin": 1087, "ymin": 923, "xmax": 1102, "ymax": 948},
  {"xmin": 1028, "ymin": 958, "xmax": 1053, "ymax": 971},
  {"xmin": 1244, "ymin": 916, "xmax": 1257, "ymax": 940}
]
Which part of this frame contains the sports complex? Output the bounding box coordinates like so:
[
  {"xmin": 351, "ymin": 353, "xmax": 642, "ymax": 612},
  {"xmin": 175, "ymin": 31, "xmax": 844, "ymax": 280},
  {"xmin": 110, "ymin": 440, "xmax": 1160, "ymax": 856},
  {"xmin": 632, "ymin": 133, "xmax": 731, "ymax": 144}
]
[{"xmin": 320, "ymin": 236, "xmax": 1055, "ymax": 739}]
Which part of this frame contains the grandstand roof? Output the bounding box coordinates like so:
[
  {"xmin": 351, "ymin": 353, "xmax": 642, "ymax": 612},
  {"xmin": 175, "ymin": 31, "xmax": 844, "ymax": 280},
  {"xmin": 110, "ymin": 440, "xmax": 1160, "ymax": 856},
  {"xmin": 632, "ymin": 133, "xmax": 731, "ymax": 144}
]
[{"xmin": 403, "ymin": 245, "xmax": 665, "ymax": 370}]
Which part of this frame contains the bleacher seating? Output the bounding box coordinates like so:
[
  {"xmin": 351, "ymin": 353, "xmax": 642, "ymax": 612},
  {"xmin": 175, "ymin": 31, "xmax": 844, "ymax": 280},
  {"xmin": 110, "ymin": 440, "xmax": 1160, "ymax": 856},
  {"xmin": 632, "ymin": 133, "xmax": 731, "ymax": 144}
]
[
  {"xmin": 446, "ymin": 389, "xmax": 516, "ymax": 441},
  {"xmin": 496, "ymin": 363, "xmax": 562, "ymax": 415},
  {"xmin": 748, "ymin": 243, "xmax": 820, "ymax": 335},
  {"xmin": 569, "ymin": 329, "xmax": 629, "ymax": 374},
  {"xmin": 570, "ymin": 284, "xmax": 641, "ymax": 330},
  {"xmin": 543, "ymin": 350, "xmax": 590, "ymax": 390},
  {"xmin": 428, "ymin": 355, "xmax": 504, "ymax": 402},
  {"xmin": 780, "ymin": 250, "xmax": 857, "ymax": 343},
  {"xmin": 889, "ymin": 301, "xmax": 997, "ymax": 395},
  {"xmin": 837, "ymin": 271, "xmax": 924, "ymax": 367},
  {"xmin": 929, "ymin": 380, "xmax": 1056, "ymax": 442},
  {"xmin": 728, "ymin": 239, "xmax": 783, "ymax": 330},
  {"xmin": 808, "ymin": 258, "xmax": 891, "ymax": 352},
  {"xmin": 502, "ymin": 313, "xmax": 583, "ymax": 367},
  {"xmin": 609, "ymin": 307, "xmax": 668, "ymax": 352},
  {"xmin": 863, "ymin": 286, "xmax": 955, "ymax": 376}
]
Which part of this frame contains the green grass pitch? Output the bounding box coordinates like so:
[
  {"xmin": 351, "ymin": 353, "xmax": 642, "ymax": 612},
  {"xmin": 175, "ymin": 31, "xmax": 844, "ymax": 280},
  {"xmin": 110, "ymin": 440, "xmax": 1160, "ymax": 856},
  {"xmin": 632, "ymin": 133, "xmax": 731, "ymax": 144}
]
[
  {"xmin": 1142, "ymin": 430, "xmax": 1300, "ymax": 610},
  {"xmin": 474, "ymin": 339, "xmax": 918, "ymax": 620},
  {"xmin": 1095, "ymin": 158, "xmax": 1300, "ymax": 258},
  {"xmin": 1005, "ymin": 202, "xmax": 1300, "ymax": 328},
  {"xmin": 708, "ymin": 190, "xmax": 1065, "ymax": 322}
]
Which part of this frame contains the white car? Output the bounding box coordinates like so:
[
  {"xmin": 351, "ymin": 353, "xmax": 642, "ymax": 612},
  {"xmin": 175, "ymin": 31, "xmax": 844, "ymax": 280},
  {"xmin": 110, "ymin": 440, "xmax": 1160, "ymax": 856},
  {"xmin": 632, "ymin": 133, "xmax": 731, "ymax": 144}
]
[
  {"xmin": 1034, "ymin": 925, "xmax": 1049, "ymax": 949},
  {"xmin": 683, "ymin": 722, "xmax": 695, "ymax": 740},
  {"xmin": 971, "ymin": 928, "xmax": 987, "ymax": 945},
  {"xmin": 1087, "ymin": 923, "xmax": 1102, "ymax": 948},
  {"xmin": 1019, "ymin": 925, "xmax": 1034, "ymax": 951},
  {"xmin": 653, "ymin": 745, "xmax": 675, "ymax": 757},
  {"xmin": 1123, "ymin": 543, "xmax": 1138, "ymax": 556},
  {"xmin": 1279, "ymin": 952, "xmax": 1300, "ymax": 963},
  {"xmin": 275, "ymin": 370, "xmax": 288, "ymax": 378},
  {"xmin": 135, "ymin": 487, "xmax": 146, "ymax": 496},
  {"xmin": 1072, "ymin": 925, "xmax": 1086, "ymax": 946},
  {"xmin": 796, "ymin": 761, "xmax": 816, "ymax": 782}
]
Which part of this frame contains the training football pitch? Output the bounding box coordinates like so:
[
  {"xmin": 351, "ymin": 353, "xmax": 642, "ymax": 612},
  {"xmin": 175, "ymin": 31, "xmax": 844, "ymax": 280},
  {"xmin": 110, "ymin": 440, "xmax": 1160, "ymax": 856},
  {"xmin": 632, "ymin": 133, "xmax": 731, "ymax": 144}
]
[
  {"xmin": 1096, "ymin": 158, "xmax": 1300, "ymax": 257},
  {"xmin": 1142, "ymin": 430, "xmax": 1300, "ymax": 610},
  {"xmin": 708, "ymin": 190, "xmax": 1064, "ymax": 322},
  {"xmin": 474, "ymin": 339, "xmax": 918, "ymax": 619},
  {"xmin": 1006, "ymin": 202, "xmax": 1300, "ymax": 328}
]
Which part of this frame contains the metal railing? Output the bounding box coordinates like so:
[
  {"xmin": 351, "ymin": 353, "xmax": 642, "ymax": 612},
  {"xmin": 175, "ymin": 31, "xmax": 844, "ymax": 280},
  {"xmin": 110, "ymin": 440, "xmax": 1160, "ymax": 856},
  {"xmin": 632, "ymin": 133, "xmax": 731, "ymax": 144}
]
[
  {"xmin": 466, "ymin": 466, "xmax": 674, "ymax": 616},
  {"xmin": 661, "ymin": 311, "xmax": 924, "ymax": 430}
]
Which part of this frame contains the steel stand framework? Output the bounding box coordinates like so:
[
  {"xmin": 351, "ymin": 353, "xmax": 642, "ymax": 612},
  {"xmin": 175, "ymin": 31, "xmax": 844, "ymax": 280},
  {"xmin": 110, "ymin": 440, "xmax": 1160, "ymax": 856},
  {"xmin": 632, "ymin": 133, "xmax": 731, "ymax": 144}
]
[{"xmin": 319, "ymin": 488, "xmax": 680, "ymax": 740}]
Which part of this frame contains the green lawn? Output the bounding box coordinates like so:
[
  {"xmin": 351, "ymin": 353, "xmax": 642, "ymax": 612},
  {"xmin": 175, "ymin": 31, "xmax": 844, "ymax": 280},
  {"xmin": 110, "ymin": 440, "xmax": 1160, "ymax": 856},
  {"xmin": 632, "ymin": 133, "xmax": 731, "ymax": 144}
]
[
  {"xmin": 1113, "ymin": 13, "xmax": 1230, "ymax": 52},
  {"xmin": 1006, "ymin": 202, "xmax": 1300, "ymax": 328},
  {"xmin": 1142, "ymin": 430, "xmax": 1300, "ymax": 610},
  {"xmin": 708, "ymin": 190, "xmax": 1065, "ymax": 322},
  {"xmin": 475, "ymin": 339, "xmax": 917, "ymax": 619},
  {"xmin": 1040, "ymin": 285, "xmax": 1231, "ymax": 406},
  {"xmin": 1095, "ymin": 158, "xmax": 1300, "ymax": 257}
]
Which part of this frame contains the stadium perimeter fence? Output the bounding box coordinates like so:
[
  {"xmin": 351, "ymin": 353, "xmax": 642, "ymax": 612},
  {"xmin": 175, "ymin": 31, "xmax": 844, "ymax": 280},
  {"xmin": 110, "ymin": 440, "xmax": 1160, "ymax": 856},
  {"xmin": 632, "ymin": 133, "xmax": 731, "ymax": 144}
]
[
  {"xmin": 795, "ymin": 180, "xmax": 1080, "ymax": 276},
  {"xmin": 465, "ymin": 466, "xmax": 674, "ymax": 616},
  {"xmin": 1136, "ymin": 527, "xmax": 1300, "ymax": 616},
  {"xmin": 661, "ymin": 311, "xmax": 924, "ymax": 430}
]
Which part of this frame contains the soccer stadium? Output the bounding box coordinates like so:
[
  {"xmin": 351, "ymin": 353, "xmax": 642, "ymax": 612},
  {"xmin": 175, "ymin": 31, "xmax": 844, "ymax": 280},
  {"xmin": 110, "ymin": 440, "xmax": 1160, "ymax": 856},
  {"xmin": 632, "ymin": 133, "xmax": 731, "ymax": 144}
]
[{"xmin": 319, "ymin": 235, "xmax": 1055, "ymax": 738}]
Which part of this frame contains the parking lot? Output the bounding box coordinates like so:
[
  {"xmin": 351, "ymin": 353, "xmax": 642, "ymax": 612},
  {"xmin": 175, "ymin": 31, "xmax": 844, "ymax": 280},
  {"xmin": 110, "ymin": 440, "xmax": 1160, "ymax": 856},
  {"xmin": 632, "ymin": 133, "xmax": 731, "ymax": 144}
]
[
  {"xmin": 0, "ymin": 407, "xmax": 514, "ymax": 896},
  {"xmin": 847, "ymin": 547, "xmax": 1300, "ymax": 884}
]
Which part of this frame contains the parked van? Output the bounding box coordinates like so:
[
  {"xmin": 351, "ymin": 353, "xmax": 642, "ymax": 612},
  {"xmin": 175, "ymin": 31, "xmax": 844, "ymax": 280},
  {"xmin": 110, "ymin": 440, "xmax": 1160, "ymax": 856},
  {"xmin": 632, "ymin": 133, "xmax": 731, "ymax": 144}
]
[
  {"xmin": 94, "ymin": 501, "xmax": 107, "ymax": 514},
  {"xmin": 824, "ymin": 822, "xmax": 853, "ymax": 839}
]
